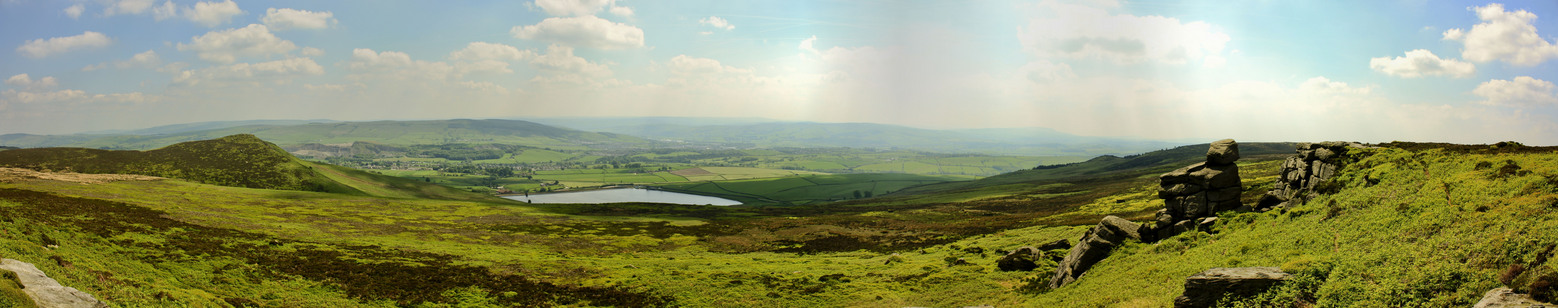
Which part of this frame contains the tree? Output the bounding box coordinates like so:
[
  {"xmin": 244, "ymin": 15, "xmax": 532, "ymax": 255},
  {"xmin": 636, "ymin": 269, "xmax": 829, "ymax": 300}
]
[
  {"xmin": 853, "ymin": 190, "xmax": 862, "ymax": 199},
  {"xmin": 864, "ymin": 191, "xmax": 873, "ymax": 198}
]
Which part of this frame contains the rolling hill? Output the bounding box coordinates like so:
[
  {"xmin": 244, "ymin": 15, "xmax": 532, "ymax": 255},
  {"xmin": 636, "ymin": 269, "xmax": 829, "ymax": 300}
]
[
  {"xmin": 0, "ymin": 119, "xmax": 649, "ymax": 150},
  {"xmin": 0, "ymin": 134, "xmax": 496, "ymax": 202}
]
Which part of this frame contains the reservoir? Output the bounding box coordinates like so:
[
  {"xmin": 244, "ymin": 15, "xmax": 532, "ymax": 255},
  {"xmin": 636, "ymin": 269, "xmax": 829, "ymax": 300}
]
[{"xmin": 502, "ymin": 188, "xmax": 742, "ymax": 206}]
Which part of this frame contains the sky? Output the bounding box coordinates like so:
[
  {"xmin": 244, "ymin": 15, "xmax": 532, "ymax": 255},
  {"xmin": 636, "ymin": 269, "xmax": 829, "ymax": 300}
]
[{"xmin": 2, "ymin": 0, "xmax": 1558, "ymax": 144}]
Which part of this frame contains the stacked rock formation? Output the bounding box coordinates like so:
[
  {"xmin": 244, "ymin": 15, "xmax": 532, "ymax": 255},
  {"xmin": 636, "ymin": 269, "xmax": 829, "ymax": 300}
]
[
  {"xmin": 1152, "ymin": 139, "xmax": 1242, "ymax": 239},
  {"xmin": 1257, "ymin": 141, "xmax": 1363, "ymax": 210}
]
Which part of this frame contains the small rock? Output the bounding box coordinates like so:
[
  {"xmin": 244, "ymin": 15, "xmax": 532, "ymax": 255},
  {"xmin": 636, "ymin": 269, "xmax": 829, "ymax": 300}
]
[
  {"xmin": 1173, "ymin": 267, "xmax": 1291, "ymax": 308},
  {"xmin": 1036, "ymin": 239, "xmax": 1071, "ymax": 251},
  {"xmin": 1474, "ymin": 287, "xmax": 1557, "ymax": 308},
  {"xmin": 996, "ymin": 247, "xmax": 1043, "ymax": 272}
]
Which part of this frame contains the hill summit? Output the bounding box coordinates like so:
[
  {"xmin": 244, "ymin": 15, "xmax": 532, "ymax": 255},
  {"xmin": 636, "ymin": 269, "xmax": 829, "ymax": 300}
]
[{"xmin": 0, "ymin": 134, "xmax": 359, "ymax": 193}]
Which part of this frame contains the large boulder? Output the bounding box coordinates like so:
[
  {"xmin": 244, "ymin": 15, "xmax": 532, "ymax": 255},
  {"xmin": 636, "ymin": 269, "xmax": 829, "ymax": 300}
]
[
  {"xmin": 1206, "ymin": 139, "xmax": 1240, "ymax": 165},
  {"xmin": 1474, "ymin": 287, "xmax": 1557, "ymax": 308},
  {"xmin": 1049, "ymin": 216, "xmax": 1142, "ymax": 289},
  {"xmin": 0, "ymin": 259, "xmax": 107, "ymax": 308},
  {"xmin": 1173, "ymin": 267, "xmax": 1291, "ymax": 308}
]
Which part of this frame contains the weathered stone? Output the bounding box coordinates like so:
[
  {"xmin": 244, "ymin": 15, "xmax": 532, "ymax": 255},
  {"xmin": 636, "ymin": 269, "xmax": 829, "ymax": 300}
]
[
  {"xmin": 1173, "ymin": 267, "xmax": 1291, "ymax": 308},
  {"xmin": 1159, "ymin": 183, "xmax": 1204, "ymax": 199},
  {"xmin": 996, "ymin": 247, "xmax": 1043, "ymax": 272},
  {"xmin": 1206, "ymin": 139, "xmax": 1240, "ymax": 165},
  {"xmin": 1206, "ymin": 186, "xmax": 1242, "ymax": 203},
  {"xmin": 1036, "ymin": 239, "xmax": 1071, "ymax": 251},
  {"xmin": 1195, "ymin": 217, "xmax": 1218, "ymax": 232},
  {"xmin": 1311, "ymin": 162, "xmax": 1337, "ymax": 184},
  {"xmin": 1049, "ymin": 216, "xmax": 1142, "ymax": 289},
  {"xmin": 1212, "ymin": 199, "xmax": 1242, "ymax": 214},
  {"xmin": 1193, "ymin": 164, "xmax": 1241, "ymax": 189},
  {"xmin": 1474, "ymin": 287, "xmax": 1557, "ymax": 308},
  {"xmin": 1176, "ymin": 193, "xmax": 1208, "ymax": 220},
  {"xmin": 1161, "ymin": 162, "xmax": 1206, "ymax": 185},
  {"xmin": 0, "ymin": 258, "xmax": 107, "ymax": 308},
  {"xmin": 1313, "ymin": 147, "xmax": 1337, "ymax": 161},
  {"xmin": 1256, "ymin": 193, "xmax": 1285, "ymax": 210},
  {"xmin": 1299, "ymin": 149, "xmax": 1315, "ymax": 161}
]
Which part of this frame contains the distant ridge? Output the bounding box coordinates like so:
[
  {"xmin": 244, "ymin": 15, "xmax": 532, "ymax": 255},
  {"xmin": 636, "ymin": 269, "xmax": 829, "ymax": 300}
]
[{"xmin": 0, "ymin": 119, "xmax": 648, "ymax": 150}]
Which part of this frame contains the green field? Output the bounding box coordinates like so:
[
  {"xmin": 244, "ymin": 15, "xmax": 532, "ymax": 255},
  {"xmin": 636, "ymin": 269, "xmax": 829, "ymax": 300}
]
[{"xmin": 660, "ymin": 173, "xmax": 972, "ymax": 205}]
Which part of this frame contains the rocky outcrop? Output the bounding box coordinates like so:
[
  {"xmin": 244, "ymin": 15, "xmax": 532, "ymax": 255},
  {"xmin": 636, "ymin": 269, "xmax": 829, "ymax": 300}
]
[
  {"xmin": 1036, "ymin": 239, "xmax": 1071, "ymax": 251},
  {"xmin": 0, "ymin": 259, "xmax": 107, "ymax": 308},
  {"xmin": 1048, "ymin": 216, "xmax": 1143, "ymax": 289},
  {"xmin": 1152, "ymin": 139, "xmax": 1242, "ymax": 240},
  {"xmin": 1475, "ymin": 287, "xmax": 1558, "ymax": 308},
  {"xmin": 1172, "ymin": 267, "xmax": 1291, "ymax": 308},
  {"xmin": 1257, "ymin": 141, "xmax": 1364, "ymax": 210},
  {"xmin": 996, "ymin": 247, "xmax": 1044, "ymax": 272}
]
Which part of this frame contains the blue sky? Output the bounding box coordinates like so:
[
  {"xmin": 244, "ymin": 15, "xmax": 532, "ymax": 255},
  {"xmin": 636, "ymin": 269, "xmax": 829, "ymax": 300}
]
[{"xmin": 2, "ymin": 0, "xmax": 1557, "ymax": 144}]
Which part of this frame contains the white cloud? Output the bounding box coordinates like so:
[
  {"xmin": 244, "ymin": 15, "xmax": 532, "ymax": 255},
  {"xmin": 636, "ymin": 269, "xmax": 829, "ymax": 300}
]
[
  {"xmin": 799, "ymin": 35, "xmax": 818, "ymax": 54},
  {"xmin": 609, "ymin": 5, "xmax": 633, "ymax": 17},
  {"xmin": 261, "ymin": 8, "xmax": 336, "ymax": 30},
  {"xmin": 15, "ymin": 31, "xmax": 111, "ymax": 58},
  {"xmin": 177, "ymin": 24, "xmax": 298, "ymax": 63},
  {"xmin": 81, "ymin": 50, "xmax": 164, "ymax": 71},
  {"xmin": 449, "ymin": 42, "xmax": 533, "ymax": 61},
  {"xmin": 511, "ymin": 15, "xmax": 645, "ymax": 50},
  {"xmin": 119, "ymin": 50, "xmax": 162, "ymax": 68},
  {"xmin": 448, "ymin": 42, "xmax": 536, "ymax": 74},
  {"xmin": 1018, "ymin": 1, "xmax": 1229, "ymax": 65},
  {"xmin": 1, "ymin": 89, "xmax": 156, "ymax": 106},
  {"xmin": 1443, "ymin": 3, "xmax": 1558, "ymax": 66},
  {"xmin": 529, "ymin": 45, "xmax": 611, "ymax": 78},
  {"xmin": 347, "ymin": 48, "xmax": 456, "ymax": 80},
  {"xmin": 1299, "ymin": 76, "xmax": 1372, "ymax": 95},
  {"xmin": 5, "ymin": 74, "xmax": 59, "ymax": 90},
  {"xmin": 699, "ymin": 31, "xmax": 713, "ymax": 36},
  {"xmin": 1368, "ymin": 49, "xmax": 1475, "ymax": 78},
  {"xmin": 104, "ymin": 0, "xmax": 155, "ymax": 16},
  {"xmin": 533, "ymin": 0, "xmax": 611, "ymax": 16},
  {"xmin": 1020, "ymin": 60, "xmax": 1077, "ymax": 82},
  {"xmin": 152, "ymin": 0, "xmax": 176, "ymax": 20},
  {"xmin": 669, "ymin": 55, "xmax": 749, "ymax": 76},
  {"xmin": 300, "ymin": 47, "xmax": 324, "ymax": 57},
  {"xmin": 64, "ymin": 4, "xmax": 84, "ymax": 19},
  {"xmin": 699, "ymin": 16, "xmax": 734, "ymax": 30},
  {"xmin": 1473, "ymin": 76, "xmax": 1558, "ymax": 107},
  {"xmin": 173, "ymin": 57, "xmax": 325, "ymax": 86},
  {"xmin": 182, "ymin": 0, "xmax": 244, "ymax": 27}
]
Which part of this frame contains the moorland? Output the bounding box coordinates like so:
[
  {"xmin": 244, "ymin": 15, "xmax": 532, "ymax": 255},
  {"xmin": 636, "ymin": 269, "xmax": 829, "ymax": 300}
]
[{"xmin": 0, "ymin": 118, "xmax": 1554, "ymax": 307}]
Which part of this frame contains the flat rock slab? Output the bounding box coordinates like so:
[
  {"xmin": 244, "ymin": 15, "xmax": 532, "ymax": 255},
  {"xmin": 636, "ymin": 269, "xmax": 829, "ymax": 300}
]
[
  {"xmin": 0, "ymin": 259, "xmax": 107, "ymax": 308},
  {"xmin": 1476, "ymin": 287, "xmax": 1558, "ymax": 308},
  {"xmin": 1173, "ymin": 267, "xmax": 1290, "ymax": 308}
]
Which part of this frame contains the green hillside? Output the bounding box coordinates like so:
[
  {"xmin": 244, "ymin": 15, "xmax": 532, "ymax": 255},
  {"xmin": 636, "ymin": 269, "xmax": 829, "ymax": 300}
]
[
  {"xmin": 0, "ymin": 119, "xmax": 649, "ymax": 150},
  {"xmin": 0, "ymin": 134, "xmax": 497, "ymax": 202},
  {"xmin": 0, "ymin": 134, "xmax": 360, "ymax": 193}
]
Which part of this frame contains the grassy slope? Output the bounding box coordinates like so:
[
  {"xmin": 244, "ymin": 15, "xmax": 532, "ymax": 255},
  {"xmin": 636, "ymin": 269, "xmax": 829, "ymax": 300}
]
[
  {"xmin": 0, "ymin": 142, "xmax": 1551, "ymax": 307},
  {"xmin": 0, "ymin": 134, "xmax": 497, "ymax": 202},
  {"xmin": 304, "ymin": 161, "xmax": 501, "ymax": 202},
  {"xmin": 0, "ymin": 134, "xmax": 363, "ymax": 194}
]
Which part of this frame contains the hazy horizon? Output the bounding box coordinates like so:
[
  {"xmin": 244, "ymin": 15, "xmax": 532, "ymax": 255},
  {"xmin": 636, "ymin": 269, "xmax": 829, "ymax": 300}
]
[{"xmin": 4, "ymin": 0, "xmax": 1558, "ymax": 144}]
